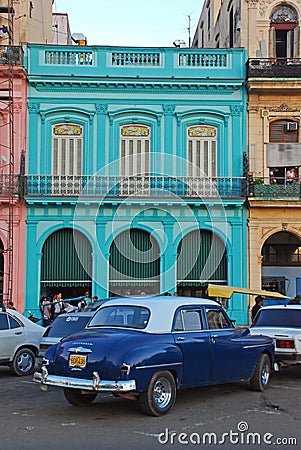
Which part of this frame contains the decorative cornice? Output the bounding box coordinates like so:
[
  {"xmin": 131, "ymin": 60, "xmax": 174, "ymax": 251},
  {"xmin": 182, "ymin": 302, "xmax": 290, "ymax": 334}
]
[{"xmin": 30, "ymin": 81, "xmax": 241, "ymax": 95}]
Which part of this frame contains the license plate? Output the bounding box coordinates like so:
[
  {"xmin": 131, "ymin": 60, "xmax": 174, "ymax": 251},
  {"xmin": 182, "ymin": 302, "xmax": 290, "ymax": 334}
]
[{"xmin": 69, "ymin": 354, "xmax": 87, "ymax": 368}]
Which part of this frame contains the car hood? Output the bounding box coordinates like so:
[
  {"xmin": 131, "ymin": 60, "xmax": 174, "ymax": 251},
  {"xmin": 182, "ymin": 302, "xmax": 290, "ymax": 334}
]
[
  {"xmin": 46, "ymin": 328, "xmax": 139, "ymax": 379},
  {"xmin": 250, "ymin": 327, "xmax": 301, "ymax": 338}
]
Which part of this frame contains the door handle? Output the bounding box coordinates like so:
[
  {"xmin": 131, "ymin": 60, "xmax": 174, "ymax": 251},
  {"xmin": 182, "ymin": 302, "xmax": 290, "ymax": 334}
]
[
  {"xmin": 177, "ymin": 337, "xmax": 186, "ymax": 341},
  {"xmin": 211, "ymin": 335, "xmax": 219, "ymax": 339},
  {"xmin": 14, "ymin": 331, "xmax": 22, "ymax": 335}
]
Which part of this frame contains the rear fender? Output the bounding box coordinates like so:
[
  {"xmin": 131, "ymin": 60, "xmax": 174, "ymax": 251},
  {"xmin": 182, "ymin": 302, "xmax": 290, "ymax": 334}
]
[{"xmin": 121, "ymin": 343, "xmax": 183, "ymax": 392}]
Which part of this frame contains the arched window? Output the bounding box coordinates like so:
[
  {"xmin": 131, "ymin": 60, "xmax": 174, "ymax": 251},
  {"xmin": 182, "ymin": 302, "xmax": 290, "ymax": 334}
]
[
  {"xmin": 120, "ymin": 124, "xmax": 150, "ymax": 176},
  {"xmin": 269, "ymin": 5, "xmax": 299, "ymax": 59},
  {"xmin": 187, "ymin": 125, "xmax": 217, "ymax": 177},
  {"xmin": 52, "ymin": 123, "xmax": 83, "ymax": 176}
]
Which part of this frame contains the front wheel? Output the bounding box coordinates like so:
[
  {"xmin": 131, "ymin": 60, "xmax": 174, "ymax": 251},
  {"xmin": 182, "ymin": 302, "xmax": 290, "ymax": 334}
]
[
  {"xmin": 139, "ymin": 371, "xmax": 176, "ymax": 416},
  {"xmin": 10, "ymin": 348, "xmax": 36, "ymax": 376},
  {"xmin": 250, "ymin": 353, "xmax": 271, "ymax": 392},
  {"xmin": 63, "ymin": 388, "xmax": 97, "ymax": 406}
]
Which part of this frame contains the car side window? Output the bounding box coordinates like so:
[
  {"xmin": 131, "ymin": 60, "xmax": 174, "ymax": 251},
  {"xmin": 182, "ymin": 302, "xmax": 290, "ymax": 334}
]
[
  {"xmin": 206, "ymin": 308, "xmax": 232, "ymax": 329},
  {"xmin": 0, "ymin": 313, "xmax": 9, "ymax": 331},
  {"xmin": 8, "ymin": 315, "xmax": 22, "ymax": 329},
  {"xmin": 174, "ymin": 309, "xmax": 203, "ymax": 331}
]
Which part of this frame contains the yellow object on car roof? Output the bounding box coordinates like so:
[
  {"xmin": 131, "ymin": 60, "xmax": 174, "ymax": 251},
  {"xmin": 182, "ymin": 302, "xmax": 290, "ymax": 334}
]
[{"xmin": 207, "ymin": 284, "xmax": 290, "ymax": 299}]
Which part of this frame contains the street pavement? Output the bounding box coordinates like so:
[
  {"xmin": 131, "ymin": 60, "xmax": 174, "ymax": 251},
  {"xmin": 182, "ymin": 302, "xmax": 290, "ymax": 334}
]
[{"xmin": 0, "ymin": 365, "xmax": 300, "ymax": 450}]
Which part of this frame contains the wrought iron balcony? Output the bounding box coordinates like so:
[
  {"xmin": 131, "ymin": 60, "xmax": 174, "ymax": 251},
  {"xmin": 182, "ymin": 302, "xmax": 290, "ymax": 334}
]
[
  {"xmin": 25, "ymin": 175, "xmax": 247, "ymax": 199},
  {"xmin": 0, "ymin": 46, "xmax": 24, "ymax": 66},
  {"xmin": 0, "ymin": 174, "xmax": 20, "ymax": 197},
  {"xmin": 248, "ymin": 176, "xmax": 301, "ymax": 199},
  {"xmin": 248, "ymin": 58, "xmax": 301, "ymax": 78}
]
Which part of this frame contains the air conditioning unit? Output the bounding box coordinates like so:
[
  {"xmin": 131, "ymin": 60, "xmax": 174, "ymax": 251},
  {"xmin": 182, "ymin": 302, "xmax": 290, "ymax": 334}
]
[{"xmin": 285, "ymin": 122, "xmax": 298, "ymax": 132}]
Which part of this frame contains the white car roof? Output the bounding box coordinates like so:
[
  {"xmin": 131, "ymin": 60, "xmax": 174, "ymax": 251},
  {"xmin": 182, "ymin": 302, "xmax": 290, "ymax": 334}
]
[
  {"xmin": 95, "ymin": 295, "xmax": 219, "ymax": 333},
  {"xmin": 261, "ymin": 305, "xmax": 301, "ymax": 310}
]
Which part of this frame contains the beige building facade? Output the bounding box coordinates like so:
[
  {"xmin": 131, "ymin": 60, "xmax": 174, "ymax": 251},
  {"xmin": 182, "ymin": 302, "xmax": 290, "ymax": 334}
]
[
  {"xmin": 0, "ymin": 0, "xmax": 52, "ymax": 45},
  {"xmin": 193, "ymin": 0, "xmax": 301, "ymax": 299}
]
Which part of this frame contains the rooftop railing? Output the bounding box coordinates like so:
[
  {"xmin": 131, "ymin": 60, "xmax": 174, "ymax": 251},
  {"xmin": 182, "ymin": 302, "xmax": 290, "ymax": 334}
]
[
  {"xmin": 27, "ymin": 45, "xmax": 246, "ymax": 79},
  {"xmin": 248, "ymin": 58, "xmax": 301, "ymax": 78},
  {"xmin": 25, "ymin": 175, "xmax": 247, "ymax": 199}
]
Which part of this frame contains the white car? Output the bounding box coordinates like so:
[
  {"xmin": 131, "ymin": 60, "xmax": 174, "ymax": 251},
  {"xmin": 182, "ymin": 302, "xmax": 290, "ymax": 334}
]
[
  {"xmin": 0, "ymin": 308, "xmax": 44, "ymax": 376},
  {"xmin": 250, "ymin": 305, "xmax": 301, "ymax": 368}
]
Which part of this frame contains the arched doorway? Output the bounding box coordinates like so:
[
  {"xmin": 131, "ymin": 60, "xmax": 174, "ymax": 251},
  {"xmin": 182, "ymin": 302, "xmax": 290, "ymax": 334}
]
[
  {"xmin": 262, "ymin": 231, "xmax": 301, "ymax": 297},
  {"xmin": 40, "ymin": 229, "xmax": 92, "ymax": 299},
  {"xmin": 0, "ymin": 239, "xmax": 3, "ymax": 299},
  {"xmin": 177, "ymin": 229, "xmax": 227, "ymax": 297},
  {"xmin": 109, "ymin": 228, "xmax": 160, "ymax": 296}
]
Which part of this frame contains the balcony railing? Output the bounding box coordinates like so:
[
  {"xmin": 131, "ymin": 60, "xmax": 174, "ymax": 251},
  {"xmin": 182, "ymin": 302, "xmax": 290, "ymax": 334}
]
[
  {"xmin": 0, "ymin": 174, "xmax": 20, "ymax": 197},
  {"xmin": 25, "ymin": 175, "xmax": 247, "ymax": 199},
  {"xmin": 249, "ymin": 176, "xmax": 301, "ymax": 199},
  {"xmin": 0, "ymin": 46, "xmax": 24, "ymax": 66},
  {"xmin": 248, "ymin": 58, "xmax": 301, "ymax": 78},
  {"xmin": 27, "ymin": 45, "xmax": 246, "ymax": 79}
]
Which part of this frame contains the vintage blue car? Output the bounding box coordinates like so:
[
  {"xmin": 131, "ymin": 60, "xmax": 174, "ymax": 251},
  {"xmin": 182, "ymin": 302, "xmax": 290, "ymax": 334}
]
[{"xmin": 33, "ymin": 296, "xmax": 275, "ymax": 416}]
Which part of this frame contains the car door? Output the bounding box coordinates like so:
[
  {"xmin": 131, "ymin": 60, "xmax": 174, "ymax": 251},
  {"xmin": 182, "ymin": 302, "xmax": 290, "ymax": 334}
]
[
  {"xmin": 172, "ymin": 307, "xmax": 212, "ymax": 388},
  {"xmin": 0, "ymin": 312, "xmax": 25, "ymax": 360},
  {"xmin": 205, "ymin": 306, "xmax": 244, "ymax": 383}
]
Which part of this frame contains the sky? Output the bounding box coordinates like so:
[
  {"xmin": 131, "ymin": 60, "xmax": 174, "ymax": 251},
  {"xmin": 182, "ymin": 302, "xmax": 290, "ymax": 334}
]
[{"xmin": 53, "ymin": 0, "xmax": 203, "ymax": 47}]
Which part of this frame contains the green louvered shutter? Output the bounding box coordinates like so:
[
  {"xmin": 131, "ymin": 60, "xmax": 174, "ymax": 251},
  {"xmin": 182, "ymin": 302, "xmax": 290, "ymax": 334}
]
[
  {"xmin": 41, "ymin": 229, "xmax": 92, "ymax": 287},
  {"xmin": 109, "ymin": 229, "xmax": 160, "ymax": 289},
  {"xmin": 177, "ymin": 230, "xmax": 227, "ymax": 286}
]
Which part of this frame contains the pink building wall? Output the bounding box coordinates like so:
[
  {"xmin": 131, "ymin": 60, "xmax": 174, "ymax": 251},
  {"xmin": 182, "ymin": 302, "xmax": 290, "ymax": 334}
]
[{"xmin": 0, "ymin": 66, "xmax": 27, "ymax": 312}]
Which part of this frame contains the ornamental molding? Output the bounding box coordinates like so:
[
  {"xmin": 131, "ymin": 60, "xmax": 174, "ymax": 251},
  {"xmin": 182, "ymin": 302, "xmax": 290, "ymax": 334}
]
[
  {"xmin": 247, "ymin": 0, "xmax": 259, "ymax": 9},
  {"xmin": 269, "ymin": 103, "xmax": 299, "ymax": 112},
  {"xmin": 95, "ymin": 104, "xmax": 108, "ymax": 114},
  {"xmin": 163, "ymin": 105, "xmax": 175, "ymax": 115},
  {"xmin": 230, "ymin": 105, "xmax": 243, "ymax": 116},
  {"xmin": 259, "ymin": 0, "xmax": 274, "ymax": 17},
  {"xmin": 28, "ymin": 102, "xmax": 40, "ymax": 113}
]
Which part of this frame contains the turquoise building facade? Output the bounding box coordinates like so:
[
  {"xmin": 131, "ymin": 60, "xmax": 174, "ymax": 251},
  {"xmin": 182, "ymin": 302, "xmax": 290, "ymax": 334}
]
[{"xmin": 24, "ymin": 45, "xmax": 248, "ymax": 324}]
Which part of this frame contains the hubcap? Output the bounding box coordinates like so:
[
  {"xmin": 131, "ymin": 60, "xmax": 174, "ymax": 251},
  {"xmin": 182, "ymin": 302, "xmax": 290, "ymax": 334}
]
[
  {"xmin": 17, "ymin": 352, "xmax": 33, "ymax": 373},
  {"xmin": 153, "ymin": 377, "xmax": 172, "ymax": 409},
  {"xmin": 261, "ymin": 361, "xmax": 270, "ymax": 385}
]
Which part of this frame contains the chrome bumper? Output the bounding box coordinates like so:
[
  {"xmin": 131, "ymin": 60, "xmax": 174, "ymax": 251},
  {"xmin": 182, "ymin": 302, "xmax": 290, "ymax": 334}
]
[{"xmin": 33, "ymin": 366, "xmax": 136, "ymax": 392}]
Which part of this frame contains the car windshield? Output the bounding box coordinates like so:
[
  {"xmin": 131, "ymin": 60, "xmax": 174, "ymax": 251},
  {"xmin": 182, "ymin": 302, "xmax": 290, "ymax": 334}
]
[
  {"xmin": 88, "ymin": 305, "xmax": 150, "ymax": 329},
  {"xmin": 252, "ymin": 309, "xmax": 301, "ymax": 328},
  {"xmin": 44, "ymin": 315, "xmax": 91, "ymax": 338}
]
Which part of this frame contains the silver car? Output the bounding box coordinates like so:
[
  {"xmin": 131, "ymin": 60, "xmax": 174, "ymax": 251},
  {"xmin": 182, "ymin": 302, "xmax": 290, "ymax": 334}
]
[{"xmin": 0, "ymin": 308, "xmax": 44, "ymax": 376}]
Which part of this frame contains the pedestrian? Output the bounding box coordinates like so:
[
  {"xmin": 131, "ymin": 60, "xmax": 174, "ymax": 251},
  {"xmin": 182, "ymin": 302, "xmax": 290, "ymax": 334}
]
[
  {"xmin": 42, "ymin": 297, "xmax": 51, "ymax": 327},
  {"xmin": 286, "ymin": 167, "xmax": 296, "ymax": 184},
  {"xmin": 8, "ymin": 301, "xmax": 16, "ymax": 310},
  {"xmin": 251, "ymin": 295, "xmax": 264, "ymax": 320},
  {"xmin": 53, "ymin": 293, "xmax": 62, "ymax": 320},
  {"xmin": 91, "ymin": 295, "xmax": 98, "ymax": 305}
]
